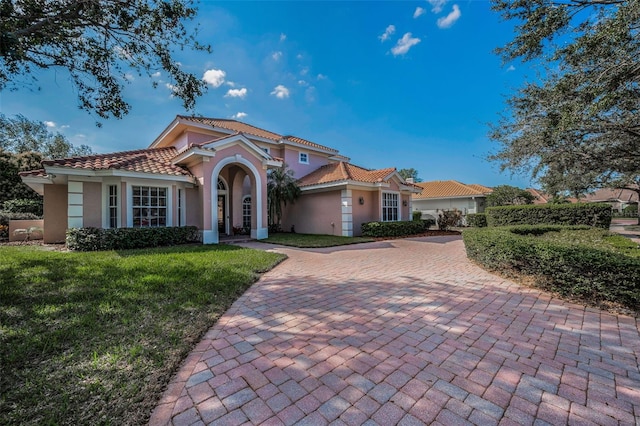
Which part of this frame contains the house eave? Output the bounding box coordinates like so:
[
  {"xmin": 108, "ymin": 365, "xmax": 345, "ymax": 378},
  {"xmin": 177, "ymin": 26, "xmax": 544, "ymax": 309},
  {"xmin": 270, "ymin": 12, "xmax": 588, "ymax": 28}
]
[{"xmin": 43, "ymin": 166, "xmax": 194, "ymax": 183}]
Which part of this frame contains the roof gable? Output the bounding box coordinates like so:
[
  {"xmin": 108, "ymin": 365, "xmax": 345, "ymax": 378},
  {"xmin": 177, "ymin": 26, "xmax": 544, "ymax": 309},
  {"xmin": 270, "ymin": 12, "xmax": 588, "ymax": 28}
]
[{"xmin": 297, "ymin": 162, "xmax": 396, "ymax": 187}]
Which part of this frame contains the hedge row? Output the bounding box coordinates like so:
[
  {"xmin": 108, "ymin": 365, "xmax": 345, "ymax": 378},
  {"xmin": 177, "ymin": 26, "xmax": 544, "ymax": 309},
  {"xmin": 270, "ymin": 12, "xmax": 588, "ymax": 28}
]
[
  {"xmin": 362, "ymin": 219, "xmax": 434, "ymax": 238},
  {"xmin": 2, "ymin": 198, "xmax": 43, "ymax": 216},
  {"xmin": 66, "ymin": 226, "xmax": 200, "ymax": 251},
  {"xmin": 462, "ymin": 226, "xmax": 640, "ymax": 311},
  {"xmin": 485, "ymin": 203, "xmax": 611, "ymax": 229},
  {"xmin": 466, "ymin": 213, "xmax": 487, "ymax": 228}
]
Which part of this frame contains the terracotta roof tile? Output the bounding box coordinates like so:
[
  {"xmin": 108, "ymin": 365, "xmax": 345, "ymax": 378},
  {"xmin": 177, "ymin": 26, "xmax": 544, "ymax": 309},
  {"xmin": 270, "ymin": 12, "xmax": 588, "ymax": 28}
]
[
  {"xmin": 177, "ymin": 115, "xmax": 337, "ymax": 152},
  {"xmin": 18, "ymin": 169, "xmax": 47, "ymax": 177},
  {"xmin": 40, "ymin": 147, "xmax": 192, "ymax": 177},
  {"xmin": 282, "ymin": 135, "xmax": 338, "ymax": 153},
  {"xmin": 297, "ymin": 162, "xmax": 395, "ymax": 187},
  {"xmin": 412, "ymin": 180, "xmax": 488, "ymax": 199},
  {"xmin": 582, "ymin": 187, "xmax": 639, "ymax": 203},
  {"xmin": 467, "ymin": 183, "xmax": 493, "ymax": 194}
]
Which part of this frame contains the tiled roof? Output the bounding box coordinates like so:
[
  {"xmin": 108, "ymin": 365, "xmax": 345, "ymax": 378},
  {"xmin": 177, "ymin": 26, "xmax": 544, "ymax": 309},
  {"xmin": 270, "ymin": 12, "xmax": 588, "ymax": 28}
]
[
  {"xmin": 177, "ymin": 115, "xmax": 337, "ymax": 152},
  {"xmin": 582, "ymin": 187, "xmax": 639, "ymax": 203},
  {"xmin": 297, "ymin": 162, "xmax": 395, "ymax": 187},
  {"xmin": 467, "ymin": 183, "xmax": 493, "ymax": 194},
  {"xmin": 282, "ymin": 135, "xmax": 338, "ymax": 153},
  {"xmin": 38, "ymin": 147, "xmax": 192, "ymax": 177},
  {"xmin": 527, "ymin": 188, "xmax": 550, "ymax": 204},
  {"xmin": 18, "ymin": 169, "xmax": 47, "ymax": 177},
  {"xmin": 413, "ymin": 180, "xmax": 489, "ymax": 199}
]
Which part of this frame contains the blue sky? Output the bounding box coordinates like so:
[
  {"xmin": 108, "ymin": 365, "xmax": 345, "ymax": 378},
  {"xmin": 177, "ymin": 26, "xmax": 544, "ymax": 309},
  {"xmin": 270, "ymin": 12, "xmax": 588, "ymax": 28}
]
[{"xmin": 1, "ymin": 0, "xmax": 533, "ymax": 187}]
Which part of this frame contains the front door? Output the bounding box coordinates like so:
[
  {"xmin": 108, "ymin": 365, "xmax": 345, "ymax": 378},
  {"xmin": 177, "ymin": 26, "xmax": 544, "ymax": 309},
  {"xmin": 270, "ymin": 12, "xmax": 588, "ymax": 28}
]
[{"xmin": 217, "ymin": 195, "xmax": 226, "ymax": 234}]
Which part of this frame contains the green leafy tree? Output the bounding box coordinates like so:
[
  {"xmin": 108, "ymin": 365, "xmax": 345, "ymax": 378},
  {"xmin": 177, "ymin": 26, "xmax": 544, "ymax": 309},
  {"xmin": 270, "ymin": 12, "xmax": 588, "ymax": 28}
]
[
  {"xmin": 0, "ymin": 114, "xmax": 92, "ymax": 158},
  {"xmin": 486, "ymin": 185, "xmax": 534, "ymax": 207},
  {"xmin": 398, "ymin": 168, "xmax": 422, "ymax": 183},
  {"xmin": 1, "ymin": 0, "xmax": 209, "ymax": 120},
  {"xmin": 0, "ymin": 150, "xmax": 42, "ymax": 206},
  {"xmin": 489, "ymin": 1, "xmax": 640, "ymax": 198},
  {"xmin": 267, "ymin": 164, "xmax": 301, "ymax": 231}
]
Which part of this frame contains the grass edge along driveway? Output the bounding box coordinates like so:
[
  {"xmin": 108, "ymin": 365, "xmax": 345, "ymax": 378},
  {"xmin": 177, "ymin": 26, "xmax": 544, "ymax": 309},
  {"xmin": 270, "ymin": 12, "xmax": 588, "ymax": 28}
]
[{"xmin": 0, "ymin": 244, "xmax": 286, "ymax": 426}]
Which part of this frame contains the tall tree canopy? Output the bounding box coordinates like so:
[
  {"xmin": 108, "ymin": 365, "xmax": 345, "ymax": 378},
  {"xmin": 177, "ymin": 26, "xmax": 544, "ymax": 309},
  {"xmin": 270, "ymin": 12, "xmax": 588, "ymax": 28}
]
[
  {"xmin": 398, "ymin": 168, "xmax": 423, "ymax": 183},
  {"xmin": 489, "ymin": 0, "xmax": 640, "ymax": 197},
  {"xmin": 0, "ymin": 114, "xmax": 92, "ymax": 158},
  {"xmin": 0, "ymin": 0, "xmax": 209, "ymax": 120},
  {"xmin": 486, "ymin": 185, "xmax": 534, "ymax": 207}
]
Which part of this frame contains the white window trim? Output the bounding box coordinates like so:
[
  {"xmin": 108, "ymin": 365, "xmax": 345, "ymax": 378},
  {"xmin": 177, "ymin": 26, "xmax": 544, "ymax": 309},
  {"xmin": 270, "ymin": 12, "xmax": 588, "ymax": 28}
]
[
  {"xmin": 242, "ymin": 195, "xmax": 252, "ymax": 229},
  {"xmin": 380, "ymin": 191, "xmax": 401, "ymax": 222},
  {"xmin": 177, "ymin": 188, "xmax": 186, "ymax": 226},
  {"xmin": 299, "ymin": 151, "xmax": 309, "ymax": 164},
  {"xmin": 102, "ymin": 182, "xmax": 121, "ymax": 229},
  {"xmin": 126, "ymin": 180, "xmax": 173, "ymax": 228}
]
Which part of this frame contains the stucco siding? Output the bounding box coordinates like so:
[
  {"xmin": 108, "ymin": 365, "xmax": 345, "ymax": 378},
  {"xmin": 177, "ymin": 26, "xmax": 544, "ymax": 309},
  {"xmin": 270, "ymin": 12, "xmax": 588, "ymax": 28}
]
[
  {"xmin": 351, "ymin": 190, "xmax": 378, "ymax": 236},
  {"xmin": 43, "ymin": 184, "xmax": 67, "ymax": 243},
  {"xmin": 281, "ymin": 191, "xmax": 342, "ymax": 235},
  {"xmin": 286, "ymin": 150, "xmax": 329, "ymax": 179},
  {"xmin": 83, "ymin": 182, "xmax": 102, "ymax": 228},
  {"xmin": 185, "ymin": 187, "xmax": 201, "ymax": 228}
]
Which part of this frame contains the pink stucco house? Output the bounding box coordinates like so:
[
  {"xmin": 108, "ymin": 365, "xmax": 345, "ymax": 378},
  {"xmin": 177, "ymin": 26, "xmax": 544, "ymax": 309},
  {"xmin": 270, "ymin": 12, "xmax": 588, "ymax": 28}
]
[{"xmin": 20, "ymin": 115, "xmax": 418, "ymax": 244}]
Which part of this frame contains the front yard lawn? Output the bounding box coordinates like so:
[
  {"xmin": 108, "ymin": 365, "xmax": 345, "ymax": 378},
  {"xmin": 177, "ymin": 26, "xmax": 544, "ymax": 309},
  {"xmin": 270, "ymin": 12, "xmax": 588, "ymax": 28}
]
[
  {"xmin": 261, "ymin": 233, "xmax": 374, "ymax": 248},
  {"xmin": 0, "ymin": 245, "xmax": 286, "ymax": 425}
]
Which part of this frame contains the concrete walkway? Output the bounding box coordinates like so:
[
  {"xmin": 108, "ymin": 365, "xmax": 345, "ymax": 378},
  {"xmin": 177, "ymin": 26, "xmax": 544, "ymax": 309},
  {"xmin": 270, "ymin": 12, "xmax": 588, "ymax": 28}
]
[{"xmin": 150, "ymin": 236, "xmax": 640, "ymax": 425}]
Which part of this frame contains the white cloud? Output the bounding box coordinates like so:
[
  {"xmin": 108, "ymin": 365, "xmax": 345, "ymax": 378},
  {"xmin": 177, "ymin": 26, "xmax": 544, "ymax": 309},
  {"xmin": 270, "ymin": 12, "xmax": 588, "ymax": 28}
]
[
  {"xmin": 165, "ymin": 83, "xmax": 179, "ymax": 97},
  {"xmin": 44, "ymin": 121, "xmax": 56, "ymax": 128},
  {"xmin": 60, "ymin": 125, "xmax": 70, "ymax": 130},
  {"xmin": 296, "ymin": 54, "xmax": 303, "ymax": 60},
  {"xmin": 305, "ymin": 86, "xmax": 317, "ymax": 103},
  {"xmin": 427, "ymin": 0, "xmax": 448, "ymax": 13},
  {"xmin": 232, "ymin": 112, "xmax": 248, "ymax": 119},
  {"xmin": 226, "ymin": 81, "xmax": 236, "ymax": 87},
  {"xmin": 270, "ymin": 85, "xmax": 290, "ymax": 99},
  {"xmin": 280, "ymin": 33, "xmax": 287, "ymax": 42},
  {"xmin": 391, "ymin": 33, "xmax": 421, "ymax": 56},
  {"xmin": 272, "ymin": 51, "xmax": 283, "ymax": 61},
  {"xmin": 437, "ymin": 4, "xmax": 461, "ymax": 29},
  {"xmin": 317, "ymin": 74, "xmax": 328, "ymax": 80},
  {"xmin": 298, "ymin": 80, "xmax": 309, "ymax": 86},
  {"xmin": 300, "ymin": 66, "xmax": 309, "ymax": 76},
  {"xmin": 151, "ymin": 71, "xmax": 161, "ymax": 78},
  {"xmin": 202, "ymin": 68, "xmax": 226, "ymax": 88},
  {"xmin": 507, "ymin": 65, "xmax": 516, "ymax": 72},
  {"xmin": 413, "ymin": 7, "xmax": 426, "ymax": 18},
  {"xmin": 124, "ymin": 72, "xmax": 135, "ymax": 81},
  {"xmin": 379, "ymin": 25, "xmax": 396, "ymax": 42},
  {"xmin": 225, "ymin": 88, "xmax": 248, "ymax": 99}
]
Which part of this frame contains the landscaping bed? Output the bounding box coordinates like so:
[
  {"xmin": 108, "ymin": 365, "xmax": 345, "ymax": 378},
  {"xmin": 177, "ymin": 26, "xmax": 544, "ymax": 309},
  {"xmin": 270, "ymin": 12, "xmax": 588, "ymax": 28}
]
[{"xmin": 0, "ymin": 245, "xmax": 286, "ymax": 425}]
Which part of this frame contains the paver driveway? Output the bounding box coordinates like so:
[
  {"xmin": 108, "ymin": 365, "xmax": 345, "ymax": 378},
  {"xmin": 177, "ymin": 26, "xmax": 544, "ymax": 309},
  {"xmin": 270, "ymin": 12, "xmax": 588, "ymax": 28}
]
[{"xmin": 150, "ymin": 236, "xmax": 640, "ymax": 425}]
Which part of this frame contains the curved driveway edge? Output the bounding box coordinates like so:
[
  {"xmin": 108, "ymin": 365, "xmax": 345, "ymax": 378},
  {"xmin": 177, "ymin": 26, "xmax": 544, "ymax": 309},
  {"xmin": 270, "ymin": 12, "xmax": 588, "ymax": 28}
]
[{"xmin": 150, "ymin": 236, "xmax": 640, "ymax": 425}]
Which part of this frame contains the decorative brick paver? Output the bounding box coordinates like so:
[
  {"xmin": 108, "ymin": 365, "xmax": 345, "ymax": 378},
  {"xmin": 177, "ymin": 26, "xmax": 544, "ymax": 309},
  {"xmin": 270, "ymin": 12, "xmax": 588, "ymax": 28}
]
[{"xmin": 149, "ymin": 236, "xmax": 640, "ymax": 425}]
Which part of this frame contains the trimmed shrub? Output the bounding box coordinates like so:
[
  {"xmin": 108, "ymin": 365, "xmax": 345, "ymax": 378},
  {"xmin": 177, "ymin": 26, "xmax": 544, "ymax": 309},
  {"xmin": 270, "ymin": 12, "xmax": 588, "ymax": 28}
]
[
  {"xmin": 466, "ymin": 213, "xmax": 487, "ymax": 228},
  {"xmin": 422, "ymin": 218, "xmax": 436, "ymax": 229},
  {"xmin": 412, "ymin": 210, "xmax": 422, "ymax": 221},
  {"xmin": 438, "ymin": 209, "xmax": 462, "ymax": 231},
  {"xmin": 463, "ymin": 226, "xmax": 640, "ymax": 311},
  {"xmin": 486, "ymin": 203, "xmax": 611, "ymax": 229},
  {"xmin": 2, "ymin": 198, "xmax": 43, "ymax": 216},
  {"xmin": 66, "ymin": 226, "xmax": 200, "ymax": 251},
  {"xmin": 362, "ymin": 220, "xmax": 430, "ymax": 238}
]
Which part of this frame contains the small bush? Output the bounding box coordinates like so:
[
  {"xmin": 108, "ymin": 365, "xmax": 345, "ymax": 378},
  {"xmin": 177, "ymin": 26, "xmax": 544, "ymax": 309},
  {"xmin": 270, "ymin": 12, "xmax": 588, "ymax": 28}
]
[
  {"xmin": 438, "ymin": 209, "xmax": 462, "ymax": 231},
  {"xmin": 362, "ymin": 220, "xmax": 430, "ymax": 238},
  {"xmin": 466, "ymin": 213, "xmax": 487, "ymax": 228},
  {"xmin": 486, "ymin": 203, "xmax": 611, "ymax": 229},
  {"xmin": 412, "ymin": 210, "xmax": 422, "ymax": 221},
  {"xmin": 422, "ymin": 218, "xmax": 436, "ymax": 229},
  {"xmin": 1, "ymin": 198, "xmax": 43, "ymax": 216},
  {"xmin": 66, "ymin": 226, "xmax": 200, "ymax": 251},
  {"xmin": 463, "ymin": 226, "xmax": 640, "ymax": 311}
]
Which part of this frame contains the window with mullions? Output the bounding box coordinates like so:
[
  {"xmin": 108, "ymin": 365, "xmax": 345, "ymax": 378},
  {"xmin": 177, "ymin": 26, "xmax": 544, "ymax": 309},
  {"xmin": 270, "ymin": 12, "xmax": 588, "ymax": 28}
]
[
  {"xmin": 242, "ymin": 196, "xmax": 251, "ymax": 229},
  {"xmin": 382, "ymin": 192, "xmax": 399, "ymax": 222},
  {"xmin": 132, "ymin": 186, "xmax": 167, "ymax": 227},
  {"xmin": 108, "ymin": 185, "xmax": 118, "ymax": 228}
]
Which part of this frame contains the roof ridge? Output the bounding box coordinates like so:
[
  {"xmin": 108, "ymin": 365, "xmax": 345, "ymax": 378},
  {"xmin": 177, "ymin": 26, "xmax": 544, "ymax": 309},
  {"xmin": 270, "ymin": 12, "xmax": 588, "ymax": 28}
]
[
  {"xmin": 42, "ymin": 146, "xmax": 175, "ymax": 165},
  {"xmin": 178, "ymin": 115, "xmax": 283, "ymax": 138}
]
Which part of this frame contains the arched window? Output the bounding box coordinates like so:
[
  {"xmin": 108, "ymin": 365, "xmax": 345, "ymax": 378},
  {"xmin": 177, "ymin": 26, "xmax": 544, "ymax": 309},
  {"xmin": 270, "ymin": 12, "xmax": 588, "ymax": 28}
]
[
  {"xmin": 217, "ymin": 178, "xmax": 226, "ymax": 191},
  {"xmin": 242, "ymin": 196, "xmax": 251, "ymax": 229}
]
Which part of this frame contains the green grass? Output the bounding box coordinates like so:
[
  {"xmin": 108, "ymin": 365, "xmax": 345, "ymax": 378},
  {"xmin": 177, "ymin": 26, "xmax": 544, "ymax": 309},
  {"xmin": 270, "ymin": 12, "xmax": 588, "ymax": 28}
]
[
  {"xmin": 538, "ymin": 228, "xmax": 640, "ymax": 257},
  {"xmin": 0, "ymin": 245, "xmax": 286, "ymax": 425},
  {"xmin": 261, "ymin": 233, "xmax": 374, "ymax": 248}
]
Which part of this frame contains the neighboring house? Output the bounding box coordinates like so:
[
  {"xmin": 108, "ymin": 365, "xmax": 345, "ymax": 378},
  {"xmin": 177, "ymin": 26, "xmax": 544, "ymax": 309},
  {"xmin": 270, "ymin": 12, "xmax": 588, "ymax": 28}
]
[
  {"xmin": 20, "ymin": 115, "xmax": 417, "ymax": 243},
  {"xmin": 411, "ymin": 180, "xmax": 493, "ymax": 221},
  {"xmin": 526, "ymin": 188, "xmax": 578, "ymax": 204},
  {"xmin": 581, "ymin": 187, "xmax": 639, "ymax": 213}
]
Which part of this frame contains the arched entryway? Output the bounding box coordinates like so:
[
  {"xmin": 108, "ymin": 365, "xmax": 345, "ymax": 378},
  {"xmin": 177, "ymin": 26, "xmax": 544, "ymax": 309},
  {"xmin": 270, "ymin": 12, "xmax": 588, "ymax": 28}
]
[{"xmin": 207, "ymin": 155, "xmax": 265, "ymax": 244}]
